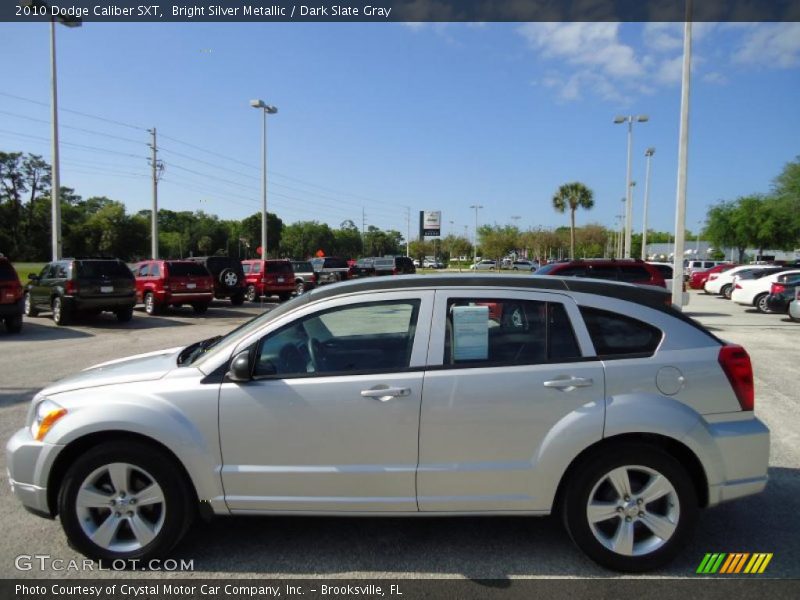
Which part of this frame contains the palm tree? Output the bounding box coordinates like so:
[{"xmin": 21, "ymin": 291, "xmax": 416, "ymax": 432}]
[{"xmin": 552, "ymin": 182, "xmax": 595, "ymax": 259}]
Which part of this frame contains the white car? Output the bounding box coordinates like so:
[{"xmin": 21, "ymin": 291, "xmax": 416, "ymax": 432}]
[
  {"xmin": 731, "ymin": 269, "xmax": 800, "ymax": 313},
  {"xmin": 705, "ymin": 266, "xmax": 765, "ymax": 298},
  {"xmin": 789, "ymin": 286, "xmax": 800, "ymax": 322},
  {"xmin": 470, "ymin": 259, "xmax": 497, "ymax": 271}
]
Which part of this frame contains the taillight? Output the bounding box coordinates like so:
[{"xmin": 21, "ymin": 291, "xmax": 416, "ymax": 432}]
[
  {"xmin": 734, "ymin": 283, "xmax": 742, "ymax": 289},
  {"xmin": 65, "ymin": 280, "xmax": 77, "ymax": 294},
  {"xmin": 771, "ymin": 283, "xmax": 785, "ymax": 295},
  {"xmin": 718, "ymin": 344, "xmax": 754, "ymax": 411}
]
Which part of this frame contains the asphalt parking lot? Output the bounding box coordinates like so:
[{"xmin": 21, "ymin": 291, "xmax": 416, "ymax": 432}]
[{"xmin": 0, "ymin": 291, "xmax": 797, "ymax": 580}]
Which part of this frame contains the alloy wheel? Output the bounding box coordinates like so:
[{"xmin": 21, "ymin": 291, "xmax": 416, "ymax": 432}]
[{"xmin": 75, "ymin": 462, "xmax": 166, "ymax": 553}]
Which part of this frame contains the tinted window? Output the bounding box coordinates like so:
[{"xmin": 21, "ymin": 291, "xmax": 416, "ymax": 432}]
[
  {"xmin": 55, "ymin": 263, "xmax": 69, "ymax": 278},
  {"xmin": 356, "ymin": 258, "xmax": 374, "ymax": 267},
  {"xmin": 136, "ymin": 263, "xmax": 150, "ymax": 277},
  {"xmin": 555, "ymin": 266, "xmax": 587, "ymax": 277},
  {"xmin": 374, "ymin": 259, "xmax": 394, "ymax": 268},
  {"xmin": 323, "ymin": 257, "xmax": 349, "ymax": 269},
  {"xmin": 266, "ymin": 262, "xmax": 292, "ymax": 273},
  {"xmin": 242, "ymin": 263, "xmax": 251, "ymax": 274},
  {"xmin": 76, "ymin": 261, "xmax": 132, "ymax": 279},
  {"xmin": 292, "ymin": 261, "xmax": 313, "ymax": 272},
  {"xmin": 580, "ymin": 307, "xmax": 662, "ymax": 358},
  {"xmin": 586, "ymin": 265, "xmax": 619, "ymax": 280},
  {"xmin": 251, "ymin": 262, "xmax": 262, "ymax": 273},
  {"xmin": 167, "ymin": 262, "xmax": 208, "ymax": 277},
  {"xmin": 618, "ymin": 266, "xmax": 653, "ymax": 282},
  {"xmin": 534, "ymin": 263, "xmax": 559, "ymax": 275},
  {"xmin": 254, "ymin": 300, "xmax": 420, "ymax": 378},
  {"xmin": 0, "ymin": 261, "xmax": 17, "ymax": 281},
  {"xmin": 206, "ymin": 257, "xmax": 241, "ymax": 273},
  {"xmin": 150, "ymin": 263, "xmax": 161, "ymax": 277},
  {"xmin": 444, "ymin": 298, "xmax": 581, "ymax": 367}
]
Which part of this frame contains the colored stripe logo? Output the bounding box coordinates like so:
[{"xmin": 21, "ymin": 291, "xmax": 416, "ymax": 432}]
[{"xmin": 696, "ymin": 553, "xmax": 773, "ymax": 574}]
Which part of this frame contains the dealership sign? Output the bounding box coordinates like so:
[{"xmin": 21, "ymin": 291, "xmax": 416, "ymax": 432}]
[{"xmin": 420, "ymin": 210, "xmax": 441, "ymax": 237}]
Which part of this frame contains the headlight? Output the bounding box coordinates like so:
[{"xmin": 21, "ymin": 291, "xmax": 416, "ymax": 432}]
[{"xmin": 31, "ymin": 399, "xmax": 67, "ymax": 441}]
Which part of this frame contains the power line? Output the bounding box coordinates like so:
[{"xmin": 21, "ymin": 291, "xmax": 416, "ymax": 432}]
[
  {"xmin": 0, "ymin": 109, "xmax": 145, "ymax": 145},
  {"xmin": 0, "ymin": 91, "xmax": 146, "ymax": 131},
  {"xmin": 0, "ymin": 128, "xmax": 147, "ymax": 159}
]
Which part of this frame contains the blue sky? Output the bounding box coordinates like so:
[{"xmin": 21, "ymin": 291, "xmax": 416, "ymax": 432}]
[{"xmin": 1, "ymin": 22, "xmax": 799, "ymax": 239}]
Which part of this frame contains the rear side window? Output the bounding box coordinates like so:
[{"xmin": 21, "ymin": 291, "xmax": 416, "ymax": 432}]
[
  {"xmin": 650, "ymin": 264, "xmax": 673, "ymax": 279},
  {"xmin": 586, "ymin": 265, "xmax": 619, "ymax": 280},
  {"xmin": 579, "ymin": 307, "xmax": 662, "ymax": 358},
  {"xmin": 0, "ymin": 261, "xmax": 17, "ymax": 281},
  {"xmin": 76, "ymin": 261, "xmax": 132, "ymax": 279},
  {"xmin": 554, "ymin": 266, "xmax": 586, "ymax": 277},
  {"xmin": 444, "ymin": 298, "xmax": 582, "ymax": 367},
  {"xmin": 292, "ymin": 262, "xmax": 312, "ymax": 272},
  {"xmin": 242, "ymin": 263, "xmax": 251, "ymax": 274},
  {"xmin": 206, "ymin": 257, "xmax": 241, "ymax": 273},
  {"xmin": 618, "ymin": 266, "xmax": 653, "ymax": 282},
  {"xmin": 266, "ymin": 262, "xmax": 292, "ymax": 274},
  {"xmin": 324, "ymin": 257, "xmax": 348, "ymax": 269},
  {"xmin": 166, "ymin": 262, "xmax": 209, "ymax": 277}
]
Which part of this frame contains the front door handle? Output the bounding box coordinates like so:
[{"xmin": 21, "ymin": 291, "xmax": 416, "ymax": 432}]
[
  {"xmin": 360, "ymin": 387, "xmax": 411, "ymax": 402},
  {"xmin": 543, "ymin": 376, "xmax": 594, "ymax": 391}
]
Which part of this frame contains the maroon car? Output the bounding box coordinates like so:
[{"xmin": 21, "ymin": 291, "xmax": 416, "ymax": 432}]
[
  {"xmin": 133, "ymin": 259, "xmax": 214, "ymax": 315},
  {"xmin": 534, "ymin": 259, "xmax": 666, "ymax": 288},
  {"xmin": 0, "ymin": 256, "xmax": 23, "ymax": 333}
]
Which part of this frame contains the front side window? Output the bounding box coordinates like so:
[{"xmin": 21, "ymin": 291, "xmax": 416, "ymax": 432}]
[
  {"xmin": 443, "ymin": 298, "xmax": 582, "ymax": 367},
  {"xmin": 254, "ymin": 300, "xmax": 421, "ymax": 378},
  {"xmin": 579, "ymin": 307, "xmax": 662, "ymax": 358},
  {"xmin": 136, "ymin": 263, "xmax": 150, "ymax": 277}
]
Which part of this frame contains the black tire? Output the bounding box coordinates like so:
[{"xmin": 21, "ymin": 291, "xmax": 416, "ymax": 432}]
[
  {"xmin": 561, "ymin": 443, "xmax": 698, "ymax": 572},
  {"xmin": 278, "ymin": 292, "xmax": 292, "ymax": 302},
  {"xmin": 144, "ymin": 293, "xmax": 160, "ymax": 316},
  {"xmin": 295, "ymin": 281, "xmax": 305, "ymax": 295},
  {"xmin": 754, "ymin": 293, "xmax": 769, "ymax": 313},
  {"xmin": 192, "ymin": 302, "xmax": 209, "ymax": 314},
  {"xmin": 5, "ymin": 314, "xmax": 23, "ymax": 334},
  {"xmin": 245, "ymin": 285, "xmax": 258, "ymax": 302},
  {"xmin": 230, "ymin": 293, "xmax": 245, "ymax": 306},
  {"xmin": 58, "ymin": 441, "xmax": 194, "ymax": 563},
  {"xmin": 24, "ymin": 292, "xmax": 38, "ymax": 317},
  {"xmin": 115, "ymin": 307, "xmax": 134, "ymax": 323},
  {"xmin": 52, "ymin": 297, "xmax": 70, "ymax": 326},
  {"xmin": 219, "ymin": 268, "xmax": 239, "ymax": 289},
  {"xmin": 721, "ymin": 284, "xmax": 733, "ymax": 300}
]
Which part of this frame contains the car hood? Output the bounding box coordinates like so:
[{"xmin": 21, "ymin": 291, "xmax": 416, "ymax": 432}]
[{"xmin": 43, "ymin": 346, "xmax": 184, "ymax": 396}]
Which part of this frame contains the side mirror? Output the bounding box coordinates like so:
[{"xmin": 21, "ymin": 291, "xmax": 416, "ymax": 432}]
[
  {"xmin": 227, "ymin": 351, "xmax": 252, "ymax": 382},
  {"xmin": 28, "ymin": 273, "xmax": 39, "ymax": 280}
]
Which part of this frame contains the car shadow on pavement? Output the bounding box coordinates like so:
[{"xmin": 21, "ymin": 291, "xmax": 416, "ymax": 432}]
[
  {"xmin": 172, "ymin": 466, "xmax": 799, "ymax": 579},
  {"xmin": 82, "ymin": 314, "xmax": 191, "ymax": 330},
  {"xmin": 684, "ymin": 312, "xmax": 733, "ymax": 318},
  {"xmin": 0, "ymin": 387, "xmax": 41, "ymax": 407},
  {"xmin": 8, "ymin": 321, "xmax": 94, "ymax": 341}
]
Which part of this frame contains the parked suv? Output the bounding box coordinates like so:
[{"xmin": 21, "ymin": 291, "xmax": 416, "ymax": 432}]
[
  {"xmin": 24, "ymin": 258, "xmax": 135, "ymax": 325},
  {"xmin": 0, "ymin": 256, "xmax": 23, "ymax": 333},
  {"xmin": 310, "ymin": 256, "xmax": 350, "ymax": 284},
  {"xmin": 373, "ymin": 256, "xmax": 416, "ymax": 276},
  {"xmin": 290, "ymin": 260, "xmax": 317, "ymax": 294},
  {"xmin": 133, "ymin": 260, "xmax": 214, "ymax": 315},
  {"xmin": 352, "ymin": 257, "xmax": 376, "ymax": 278},
  {"xmin": 185, "ymin": 256, "xmax": 245, "ymax": 305},
  {"xmin": 6, "ymin": 275, "xmax": 769, "ymax": 572},
  {"xmin": 242, "ymin": 259, "xmax": 295, "ymax": 302},
  {"xmin": 535, "ymin": 259, "xmax": 666, "ymax": 288}
]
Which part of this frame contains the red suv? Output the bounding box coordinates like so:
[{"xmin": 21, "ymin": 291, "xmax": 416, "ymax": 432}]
[
  {"xmin": 242, "ymin": 259, "xmax": 295, "ymax": 302},
  {"xmin": 133, "ymin": 260, "xmax": 214, "ymax": 315},
  {"xmin": 0, "ymin": 256, "xmax": 23, "ymax": 333},
  {"xmin": 535, "ymin": 259, "xmax": 666, "ymax": 288}
]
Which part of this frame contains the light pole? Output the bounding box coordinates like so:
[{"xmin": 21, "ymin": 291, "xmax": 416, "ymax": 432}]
[
  {"xmin": 469, "ymin": 204, "xmax": 483, "ymax": 263},
  {"xmin": 614, "ymin": 114, "xmax": 649, "ymax": 259},
  {"xmin": 696, "ymin": 220, "xmax": 702, "ymax": 254},
  {"xmin": 641, "ymin": 147, "xmax": 655, "ymax": 260},
  {"xmin": 37, "ymin": 2, "xmax": 81, "ymax": 261},
  {"xmin": 250, "ymin": 99, "xmax": 278, "ymax": 258}
]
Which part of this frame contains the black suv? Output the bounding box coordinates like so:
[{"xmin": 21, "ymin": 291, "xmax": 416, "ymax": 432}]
[
  {"xmin": 24, "ymin": 258, "xmax": 136, "ymax": 325},
  {"xmin": 186, "ymin": 256, "xmax": 246, "ymax": 305},
  {"xmin": 373, "ymin": 256, "xmax": 416, "ymax": 276}
]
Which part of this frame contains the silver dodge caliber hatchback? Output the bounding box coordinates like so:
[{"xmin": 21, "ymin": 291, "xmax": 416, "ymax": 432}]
[{"xmin": 7, "ymin": 275, "xmax": 769, "ymax": 571}]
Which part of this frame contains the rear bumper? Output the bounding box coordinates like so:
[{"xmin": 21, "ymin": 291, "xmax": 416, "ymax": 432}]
[
  {"xmin": 251, "ymin": 283, "xmax": 295, "ymax": 294},
  {"xmin": 157, "ymin": 290, "xmax": 213, "ymax": 305},
  {"xmin": 702, "ymin": 417, "xmax": 770, "ymax": 506},
  {"xmin": 765, "ymin": 295, "xmax": 789, "ymax": 312},
  {"xmin": 0, "ymin": 298, "xmax": 23, "ymax": 317},
  {"xmin": 68, "ymin": 294, "xmax": 135, "ymax": 311}
]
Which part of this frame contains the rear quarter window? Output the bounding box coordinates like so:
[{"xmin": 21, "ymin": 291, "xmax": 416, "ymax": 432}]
[{"xmin": 579, "ymin": 307, "xmax": 663, "ymax": 358}]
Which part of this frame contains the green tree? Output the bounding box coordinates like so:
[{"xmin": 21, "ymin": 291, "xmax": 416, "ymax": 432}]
[
  {"xmin": 551, "ymin": 182, "xmax": 595, "ymax": 260},
  {"xmin": 477, "ymin": 224, "xmax": 520, "ymax": 267},
  {"xmin": 279, "ymin": 221, "xmax": 335, "ymax": 258},
  {"xmin": 363, "ymin": 226, "xmax": 404, "ymax": 257},
  {"xmin": 333, "ymin": 220, "xmax": 363, "ymax": 258}
]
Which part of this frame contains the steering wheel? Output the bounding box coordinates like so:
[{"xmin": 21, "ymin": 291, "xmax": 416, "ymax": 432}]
[
  {"xmin": 278, "ymin": 344, "xmax": 305, "ymax": 375},
  {"xmin": 307, "ymin": 338, "xmax": 325, "ymax": 372}
]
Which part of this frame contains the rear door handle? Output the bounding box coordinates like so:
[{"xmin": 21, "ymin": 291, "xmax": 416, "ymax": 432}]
[
  {"xmin": 360, "ymin": 387, "xmax": 411, "ymax": 401},
  {"xmin": 543, "ymin": 377, "xmax": 594, "ymax": 391}
]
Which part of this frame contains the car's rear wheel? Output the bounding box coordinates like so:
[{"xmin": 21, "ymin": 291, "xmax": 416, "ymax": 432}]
[
  {"xmin": 562, "ymin": 444, "xmax": 697, "ymax": 572},
  {"xmin": 144, "ymin": 293, "xmax": 160, "ymax": 316},
  {"xmin": 754, "ymin": 293, "xmax": 769, "ymax": 313},
  {"xmin": 58, "ymin": 441, "xmax": 194, "ymax": 563},
  {"xmin": 5, "ymin": 314, "xmax": 23, "ymax": 333},
  {"xmin": 24, "ymin": 292, "xmax": 38, "ymax": 317},
  {"xmin": 721, "ymin": 284, "xmax": 733, "ymax": 299},
  {"xmin": 191, "ymin": 303, "xmax": 209, "ymax": 314},
  {"xmin": 115, "ymin": 307, "xmax": 134, "ymax": 323},
  {"xmin": 52, "ymin": 297, "xmax": 70, "ymax": 326},
  {"xmin": 245, "ymin": 285, "xmax": 257, "ymax": 302}
]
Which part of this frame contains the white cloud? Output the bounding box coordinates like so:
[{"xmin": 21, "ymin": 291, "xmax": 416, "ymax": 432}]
[{"xmin": 733, "ymin": 23, "xmax": 800, "ymax": 68}]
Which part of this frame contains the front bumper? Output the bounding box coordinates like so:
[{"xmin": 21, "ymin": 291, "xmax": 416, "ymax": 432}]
[
  {"xmin": 6, "ymin": 427, "xmax": 64, "ymax": 517},
  {"xmin": 703, "ymin": 417, "xmax": 770, "ymax": 506}
]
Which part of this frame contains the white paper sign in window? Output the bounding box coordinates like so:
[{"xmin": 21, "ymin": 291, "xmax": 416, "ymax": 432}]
[{"xmin": 452, "ymin": 305, "xmax": 489, "ymax": 361}]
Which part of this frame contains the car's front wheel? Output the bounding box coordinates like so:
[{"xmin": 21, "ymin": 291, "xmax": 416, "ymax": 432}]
[
  {"xmin": 24, "ymin": 292, "xmax": 38, "ymax": 317},
  {"xmin": 58, "ymin": 441, "xmax": 194, "ymax": 563},
  {"xmin": 245, "ymin": 285, "xmax": 257, "ymax": 302},
  {"xmin": 562, "ymin": 444, "xmax": 698, "ymax": 572}
]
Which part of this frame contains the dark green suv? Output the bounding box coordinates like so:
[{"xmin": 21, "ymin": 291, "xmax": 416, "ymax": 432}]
[{"xmin": 24, "ymin": 258, "xmax": 136, "ymax": 325}]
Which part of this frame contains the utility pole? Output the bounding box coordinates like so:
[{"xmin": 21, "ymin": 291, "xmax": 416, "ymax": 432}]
[
  {"xmin": 49, "ymin": 19, "xmax": 62, "ymax": 261},
  {"xmin": 148, "ymin": 128, "xmax": 163, "ymax": 259},
  {"xmin": 469, "ymin": 204, "xmax": 483, "ymax": 263},
  {"xmin": 405, "ymin": 206, "xmax": 410, "ymax": 257},
  {"xmin": 361, "ymin": 206, "xmax": 365, "ymax": 238},
  {"xmin": 642, "ymin": 148, "xmax": 655, "ymax": 260}
]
